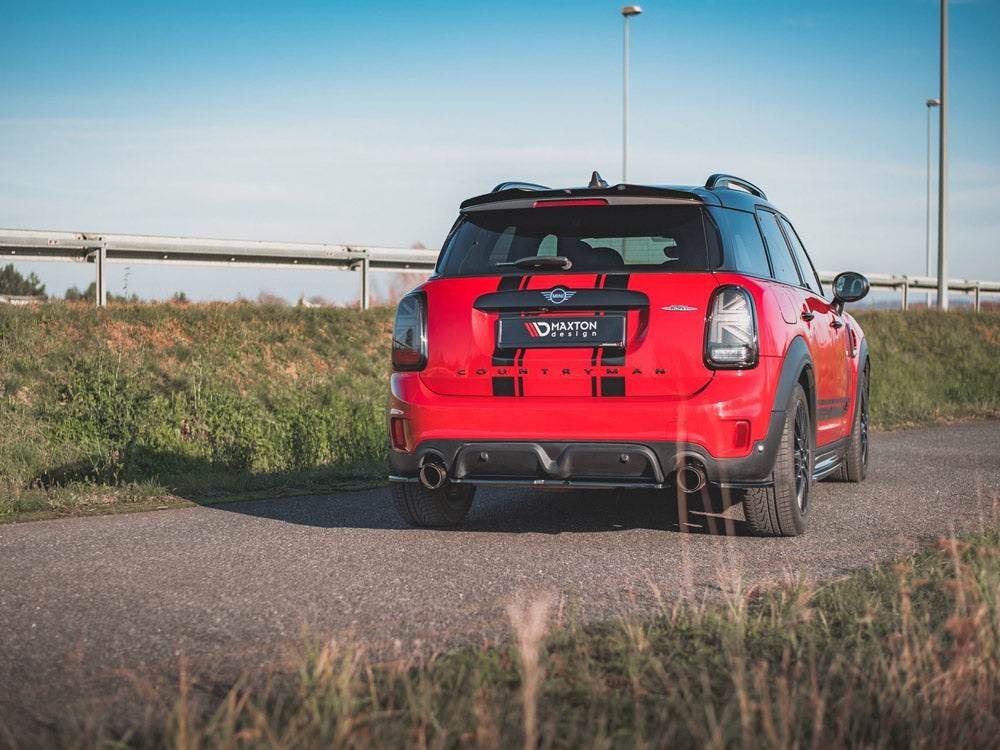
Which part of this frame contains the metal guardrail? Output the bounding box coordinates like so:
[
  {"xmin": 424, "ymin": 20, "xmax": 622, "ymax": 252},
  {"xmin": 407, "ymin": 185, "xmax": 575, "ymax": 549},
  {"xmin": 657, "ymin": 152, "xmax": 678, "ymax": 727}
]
[
  {"xmin": 0, "ymin": 293, "xmax": 48, "ymax": 306},
  {"xmin": 817, "ymin": 271, "xmax": 1000, "ymax": 311},
  {"xmin": 1, "ymin": 227, "xmax": 997, "ymax": 310},
  {"xmin": 0, "ymin": 228, "xmax": 438, "ymax": 309}
]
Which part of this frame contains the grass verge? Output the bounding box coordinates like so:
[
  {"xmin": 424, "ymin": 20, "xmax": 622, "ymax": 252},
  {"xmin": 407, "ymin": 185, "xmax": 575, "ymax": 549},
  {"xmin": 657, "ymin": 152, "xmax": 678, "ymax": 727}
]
[
  {"xmin": 1, "ymin": 305, "xmax": 998, "ymax": 522},
  {"xmin": 854, "ymin": 308, "xmax": 1000, "ymax": 429},
  {"xmin": 0, "ymin": 302, "xmax": 393, "ymax": 522},
  {"xmin": 56, "ymin": 522, "xmax": 1000, "ymax": 748}
]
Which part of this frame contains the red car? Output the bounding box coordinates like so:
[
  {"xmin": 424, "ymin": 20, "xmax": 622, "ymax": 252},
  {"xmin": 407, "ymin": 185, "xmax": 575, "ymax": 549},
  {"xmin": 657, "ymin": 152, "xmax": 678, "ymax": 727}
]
[{"xmin": 388, "ymin": 173, "xmax": 870, "ymax": 536}]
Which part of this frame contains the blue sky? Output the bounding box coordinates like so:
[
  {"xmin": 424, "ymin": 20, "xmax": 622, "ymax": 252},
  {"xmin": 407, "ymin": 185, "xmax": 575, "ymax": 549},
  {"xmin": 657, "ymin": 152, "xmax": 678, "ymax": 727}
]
[{"xmin": 2, "ymin": 0, "xmax": 998, "ymax": 303}]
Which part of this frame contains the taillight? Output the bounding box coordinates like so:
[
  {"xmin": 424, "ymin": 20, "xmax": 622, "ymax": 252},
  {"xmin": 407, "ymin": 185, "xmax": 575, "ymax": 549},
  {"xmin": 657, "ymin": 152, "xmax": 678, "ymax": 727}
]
[
  {"xmin": 392, "ymin": 291, "xmax": 427, "ymax": 371},
  {"xmin": 704, "ymin": 286, "xmax": 758, "ymax": 369}
]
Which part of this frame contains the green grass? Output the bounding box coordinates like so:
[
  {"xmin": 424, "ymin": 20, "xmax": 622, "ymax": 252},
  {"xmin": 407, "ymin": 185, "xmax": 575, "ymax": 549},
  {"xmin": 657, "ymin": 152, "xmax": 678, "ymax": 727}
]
[
  {"xmin": 853, "ymin": 308, "xmax": 1000, "ymax": 429},
  {"xmin": 0, "ymin": 302, "xmax": 393, "ymax": 520},
  {"xmin": 1, "ymin": 304, "xmax": 998, "ymax": 522},
  {"xmin": 54, "ymin": 522, "xmax": 1000, "ymax": 748}
]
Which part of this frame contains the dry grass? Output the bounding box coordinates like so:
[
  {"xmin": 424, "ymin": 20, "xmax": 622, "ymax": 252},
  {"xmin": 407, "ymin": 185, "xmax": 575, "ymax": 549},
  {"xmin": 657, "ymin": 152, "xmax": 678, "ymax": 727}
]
[{"xmin": 49, "ymin": 516, "xmax": 1000, "ymax": 749}]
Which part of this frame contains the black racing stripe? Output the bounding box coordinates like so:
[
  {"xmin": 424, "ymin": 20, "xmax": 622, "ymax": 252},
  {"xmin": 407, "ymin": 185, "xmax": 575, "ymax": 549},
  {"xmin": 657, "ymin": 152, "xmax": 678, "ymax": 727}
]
[
  {"xmin": 492, "ymin": 312, "xmax": 518, "ymax": 366},
  {"xmin": 514, "ymin": 276, "xmax": 532, "ymax": 367},
  {"xmin": 591, "ymin": 273, "xmax": 608, "ymax": 366},
  {"xmin": 600, "ymin": 274, "xmax": 629, "ymax": 367},
  {"xmin": 493, "ymin": 277, "xmax": 522, "ymax": 365},
  {"xmin": 591, "ymin": 376, "xmax": 598, "ymax": 396},
  {"xmin": 600, "ymin": 376, "xmax": 626, "ymax": 397},
  {"xmin": 517, "ymin": 376, "xmax": 525, "ymax": 396},
  {"xmin": 492, "ymin": 377, "xmax": 516, "ymax": 397},
  {"xmin": 601, "ymin": 347, "xmax": 626, "ymax": 367},
  {"xmin": 602, "ymin": 273, "xmax": 631, "ymax": 290}
]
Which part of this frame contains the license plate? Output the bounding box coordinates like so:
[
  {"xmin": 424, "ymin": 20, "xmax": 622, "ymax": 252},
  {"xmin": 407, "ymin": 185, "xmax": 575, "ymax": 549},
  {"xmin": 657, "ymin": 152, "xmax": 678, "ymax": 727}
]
[{"xmin": 497, "ymin": 315, "xmax": 626, "ymax": 348}]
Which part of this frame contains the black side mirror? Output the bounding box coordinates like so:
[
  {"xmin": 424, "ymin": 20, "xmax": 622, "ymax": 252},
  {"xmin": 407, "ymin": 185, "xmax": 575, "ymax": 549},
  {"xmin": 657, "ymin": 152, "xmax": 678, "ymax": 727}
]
[{"xmin": 832, "ymin": 271, "xmax": 870, "ymax": 313}]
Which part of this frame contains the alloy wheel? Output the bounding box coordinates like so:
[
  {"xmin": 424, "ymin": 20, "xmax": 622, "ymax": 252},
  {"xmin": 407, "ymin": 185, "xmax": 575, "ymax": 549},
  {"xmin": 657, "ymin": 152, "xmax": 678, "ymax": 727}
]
[{"xmin": 793, "ymin": 402, "xmax": 811, "ymax": 512}]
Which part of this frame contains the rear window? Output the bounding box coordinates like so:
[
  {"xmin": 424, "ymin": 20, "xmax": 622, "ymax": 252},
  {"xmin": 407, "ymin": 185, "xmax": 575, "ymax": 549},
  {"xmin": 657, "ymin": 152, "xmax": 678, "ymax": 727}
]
[{"xmin": 439, "ymin": 205, "xmax": 721, "ymax": 276}]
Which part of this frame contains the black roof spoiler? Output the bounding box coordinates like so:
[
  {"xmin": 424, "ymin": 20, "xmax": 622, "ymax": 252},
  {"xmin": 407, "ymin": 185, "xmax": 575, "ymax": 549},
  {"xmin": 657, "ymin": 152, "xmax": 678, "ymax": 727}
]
[{"xmin": 461, "ymin": 184, "xmax": 704, "ymax": 211}]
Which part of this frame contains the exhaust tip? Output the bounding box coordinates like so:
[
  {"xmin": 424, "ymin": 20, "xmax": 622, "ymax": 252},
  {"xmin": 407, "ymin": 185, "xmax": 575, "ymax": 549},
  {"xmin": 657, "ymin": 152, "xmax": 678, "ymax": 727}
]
[
  {"xmin": 418, "ymin": 461, "xmax": 448, "ymax": 490},
  {"xmin": 677, "ymin": 463, "xmax": 707, "ymax": 494}
]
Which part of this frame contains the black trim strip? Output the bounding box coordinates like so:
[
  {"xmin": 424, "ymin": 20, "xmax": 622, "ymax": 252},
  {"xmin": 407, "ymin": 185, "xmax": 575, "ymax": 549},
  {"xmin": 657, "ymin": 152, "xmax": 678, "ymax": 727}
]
[
  {"xmin": 818, "ymin": 405, "xmax": 846, "ymax": 421},
  {"xmin": 818, "ymin": 397, "xmax": 849, "ymax": 407},
  {"xmin": 474, "ymin": 288, "xmax": 648, "ymax": 312}
]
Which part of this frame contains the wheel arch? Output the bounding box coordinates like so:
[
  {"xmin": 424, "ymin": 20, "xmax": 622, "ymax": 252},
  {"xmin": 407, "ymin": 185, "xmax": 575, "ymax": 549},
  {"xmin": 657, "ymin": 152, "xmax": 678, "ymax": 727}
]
[
  {"xmin": 774, "ymin": 335, "xmax": 816, "ymax": 424},
  {"xmin": 850, "ymin": 337, "xmax": 870, "ymax": 422}
]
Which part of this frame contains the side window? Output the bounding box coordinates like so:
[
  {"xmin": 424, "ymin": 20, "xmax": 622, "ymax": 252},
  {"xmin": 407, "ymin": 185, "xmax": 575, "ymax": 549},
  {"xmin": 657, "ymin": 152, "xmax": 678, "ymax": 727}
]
[
  {"xmin": 756, "ymin": 210, "xmax": 802, "ymax": 287},
  {"xmin": 725, "ymin": 209, "xmax": 771, "ymax": 278},
  {"xmin": 778, "ymin": 216, "xmax": 823, "ymax": 296}
]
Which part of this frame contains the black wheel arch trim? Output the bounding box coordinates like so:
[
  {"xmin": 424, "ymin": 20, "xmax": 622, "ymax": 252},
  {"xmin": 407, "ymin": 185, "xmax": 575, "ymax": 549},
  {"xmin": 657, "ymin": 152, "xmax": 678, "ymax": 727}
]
[
  {"xmin": 773, "ymin": 336, "xmax": 816, "ymax": 428},
  {"xmin": 853, "ymin": 338, "xmax": 870, "ymax": 417}
]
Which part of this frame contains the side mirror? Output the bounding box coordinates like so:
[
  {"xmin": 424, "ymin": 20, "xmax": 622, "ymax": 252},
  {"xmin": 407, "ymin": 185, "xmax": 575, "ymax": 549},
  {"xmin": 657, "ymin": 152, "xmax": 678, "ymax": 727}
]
[{"xmin": 832, "ymin": 271, "xmax": 870, "ymax": 313}]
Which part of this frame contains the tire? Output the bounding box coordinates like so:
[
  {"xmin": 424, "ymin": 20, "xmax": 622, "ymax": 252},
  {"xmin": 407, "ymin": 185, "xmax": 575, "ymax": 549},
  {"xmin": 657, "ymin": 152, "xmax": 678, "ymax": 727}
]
[
  {"xmin": 390, "ymin": 481, "xmax": 476, "ymax": 527},
  {"xmin": 742, "ymin": 383, "xmax": 813, "ymax": 537},
  {"xmin": 838, "ymin": 364, "xmax": 869, "ymax": 482}
]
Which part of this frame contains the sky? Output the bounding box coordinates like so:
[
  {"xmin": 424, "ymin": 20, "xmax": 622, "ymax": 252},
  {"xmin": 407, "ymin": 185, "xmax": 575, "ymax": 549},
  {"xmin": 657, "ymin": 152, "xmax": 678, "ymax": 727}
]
[{"xmin": 1, "ymin": 0, "xmax": 998, "ymax": 304}]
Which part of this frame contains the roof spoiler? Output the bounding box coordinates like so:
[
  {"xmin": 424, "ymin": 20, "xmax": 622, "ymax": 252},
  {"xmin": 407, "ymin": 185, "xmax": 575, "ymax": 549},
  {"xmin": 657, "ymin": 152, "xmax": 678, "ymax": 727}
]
[{"xmin": 704, "ymin": 174, "xmax": 767, "ymax": 200}]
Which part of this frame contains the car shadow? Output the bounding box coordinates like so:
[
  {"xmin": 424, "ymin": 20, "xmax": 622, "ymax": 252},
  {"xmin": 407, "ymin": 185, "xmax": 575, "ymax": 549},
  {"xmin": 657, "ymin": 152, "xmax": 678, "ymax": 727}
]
[
  {"xmin": 35, "ymin": 448, "xmax": 752, "ymax": 536},
  {"xmin": 212, "ymin": 484, "xmax": 753, "ymax": 537}
]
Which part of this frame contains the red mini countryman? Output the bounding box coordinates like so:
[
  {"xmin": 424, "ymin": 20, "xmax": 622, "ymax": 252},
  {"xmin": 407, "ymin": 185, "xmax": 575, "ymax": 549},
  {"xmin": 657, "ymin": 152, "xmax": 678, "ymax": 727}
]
[{"xmin": 388, "ymin": 173, "xmax": 871, "ymax": 536}]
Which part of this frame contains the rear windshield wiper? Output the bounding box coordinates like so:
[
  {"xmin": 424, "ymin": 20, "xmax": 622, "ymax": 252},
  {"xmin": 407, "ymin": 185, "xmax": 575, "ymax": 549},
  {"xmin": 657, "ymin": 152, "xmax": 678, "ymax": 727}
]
[{"xmin": 496, "ymin": 255, "xmax": 573, "ymax": 270}]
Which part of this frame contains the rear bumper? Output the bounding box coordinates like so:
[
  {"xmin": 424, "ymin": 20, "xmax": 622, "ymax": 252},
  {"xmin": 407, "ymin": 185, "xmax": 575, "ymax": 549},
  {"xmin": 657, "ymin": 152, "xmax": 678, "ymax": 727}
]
[
  {"xmin": 389, "ymin": 358, "xmax": 786, "ymax": 487},
  {"xmin": 388, "ymin": 431, "xmax": 784, "ymax": 489}
]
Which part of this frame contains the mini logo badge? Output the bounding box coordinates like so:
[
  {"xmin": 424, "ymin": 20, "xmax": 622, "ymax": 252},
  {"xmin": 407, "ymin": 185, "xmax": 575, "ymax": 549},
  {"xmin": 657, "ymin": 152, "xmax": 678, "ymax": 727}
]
[
  {"xmin": 661, "ymin": 305, "xmax": 697, "ymax": 311},
  {"xmin": 541, "ymin": 287, "xmax": 577, "ymax": 305}
]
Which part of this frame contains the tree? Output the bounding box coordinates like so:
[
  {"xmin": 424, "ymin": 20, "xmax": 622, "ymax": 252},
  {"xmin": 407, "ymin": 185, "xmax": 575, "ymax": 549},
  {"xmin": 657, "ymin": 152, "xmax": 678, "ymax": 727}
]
[
  {"xmin": 0, "ymin": 264, "xmax": 46, "ymax": 296},
  {"xmin": 64, "ymin": 282, "xmax": 138, "ymax": 304}
]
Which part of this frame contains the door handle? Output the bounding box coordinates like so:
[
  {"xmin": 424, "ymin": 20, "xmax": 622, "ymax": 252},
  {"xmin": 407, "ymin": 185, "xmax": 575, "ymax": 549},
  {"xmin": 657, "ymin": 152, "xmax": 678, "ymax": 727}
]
[
  {"xmin": 831, "ymin": 319, "xmax": 844, "ymax": 330},
  {"xmin": 801, "ymin": 311, "xmax": 815, "ymax": 322}
]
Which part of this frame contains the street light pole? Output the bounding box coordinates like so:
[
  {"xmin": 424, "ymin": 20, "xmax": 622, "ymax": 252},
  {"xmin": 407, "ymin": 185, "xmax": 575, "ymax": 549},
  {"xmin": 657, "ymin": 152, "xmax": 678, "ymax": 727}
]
[
  {"xmin": 926, "ymin": 98, "xmax": 940, "ymax": 307},
  {"xmin": 622, "ymin": 5, "xmax": 642, "ymax": 183},
  {"xmin": 937, "ymin": 0, "xmax": 949, "ymax": 310}
]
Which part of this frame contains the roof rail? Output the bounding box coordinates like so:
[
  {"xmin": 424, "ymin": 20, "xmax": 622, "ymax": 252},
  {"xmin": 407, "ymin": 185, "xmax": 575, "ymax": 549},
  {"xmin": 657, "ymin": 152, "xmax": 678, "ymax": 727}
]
[
  {"xmin": 704, "ymin": 174, "xmax": 767, "ymax": 200},
  {"xmin": 491, "ymin": 181, "xmax": 551, "ymax": 193}
]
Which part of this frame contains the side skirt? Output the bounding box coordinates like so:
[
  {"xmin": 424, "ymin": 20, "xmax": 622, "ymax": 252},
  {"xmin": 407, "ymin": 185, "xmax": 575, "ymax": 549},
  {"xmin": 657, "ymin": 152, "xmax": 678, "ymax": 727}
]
[{"xmin": 813, "ymin": 436, "xmax": 849, "ymax": 481}]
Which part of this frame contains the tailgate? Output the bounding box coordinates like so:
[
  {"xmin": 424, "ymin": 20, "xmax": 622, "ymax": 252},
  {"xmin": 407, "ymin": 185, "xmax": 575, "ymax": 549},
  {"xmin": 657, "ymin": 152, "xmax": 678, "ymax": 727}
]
[{"xmin": 419, "ymin": 273, "xmax": 718, "ymax": 398}]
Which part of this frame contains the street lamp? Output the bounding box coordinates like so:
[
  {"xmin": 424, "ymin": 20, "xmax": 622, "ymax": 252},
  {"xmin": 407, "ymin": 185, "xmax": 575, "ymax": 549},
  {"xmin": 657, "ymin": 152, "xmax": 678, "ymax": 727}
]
[
  {"xmin": 926, "ymin": 98, "xmax": 940, "ymax": 307},
  {"xmin": 937, "ymin": 0, "xmax": 948, "ymax": 311},
  {"xmin": 622, "ymin": 5, "xmax": 642, "ymax": 183}
]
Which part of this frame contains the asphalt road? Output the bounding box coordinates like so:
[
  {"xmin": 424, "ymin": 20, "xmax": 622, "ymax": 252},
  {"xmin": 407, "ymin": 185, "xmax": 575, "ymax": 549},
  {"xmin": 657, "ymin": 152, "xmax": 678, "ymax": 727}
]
[{"xmin": 2, "ymin": 421, "xmax": 999, "ymax": 741}]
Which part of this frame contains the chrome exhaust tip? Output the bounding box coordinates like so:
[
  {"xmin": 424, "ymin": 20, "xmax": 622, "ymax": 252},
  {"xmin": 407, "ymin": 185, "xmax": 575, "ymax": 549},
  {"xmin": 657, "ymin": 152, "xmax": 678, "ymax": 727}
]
[
  {"xmin": 418, "ymin": 461, "xmax": 448, "ymax": 490},
  {"xmin": 677, "ymin": 463, "xmax": 707, "ymax": 494}
]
